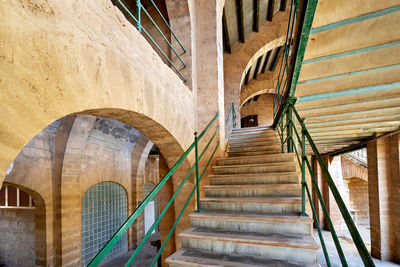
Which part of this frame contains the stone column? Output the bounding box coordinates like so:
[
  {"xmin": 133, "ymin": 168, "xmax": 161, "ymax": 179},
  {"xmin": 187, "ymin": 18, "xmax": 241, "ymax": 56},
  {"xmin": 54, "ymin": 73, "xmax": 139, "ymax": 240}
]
[
  {"xmin": 367, "ymin": 134, "xmax": 400, "ymax": 261},
  {"xmin": 194, "ymin": 0, "xmax": 226, "ymax": 145}
]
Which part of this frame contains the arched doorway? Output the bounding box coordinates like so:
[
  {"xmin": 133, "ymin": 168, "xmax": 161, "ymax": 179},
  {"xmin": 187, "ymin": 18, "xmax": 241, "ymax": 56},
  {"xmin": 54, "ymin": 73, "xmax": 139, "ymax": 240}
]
[
  {"xmin": 142, "ymin": 181, "xmax": 157, "ymax": 235},
  {"xmin": 81, "ymin": 182, "xmax": 128, "ymax": 266},
  {"xmin": 0, "ymin": 184, "xmax": 45, "ymax": 267}
]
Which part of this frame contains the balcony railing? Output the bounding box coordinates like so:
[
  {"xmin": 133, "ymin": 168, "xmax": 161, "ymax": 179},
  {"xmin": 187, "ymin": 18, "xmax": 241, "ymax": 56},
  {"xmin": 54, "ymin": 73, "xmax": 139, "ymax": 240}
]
[{"xmin": 114, "ymin": 0, "xmax": 187, "ymax": 82}]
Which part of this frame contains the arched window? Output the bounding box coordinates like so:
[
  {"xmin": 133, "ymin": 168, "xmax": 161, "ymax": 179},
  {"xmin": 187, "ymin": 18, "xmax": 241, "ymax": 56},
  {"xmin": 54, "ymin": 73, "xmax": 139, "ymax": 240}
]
[{"xmin": 81, "ymin": 182, "xmax": 128, "ymax": 266}]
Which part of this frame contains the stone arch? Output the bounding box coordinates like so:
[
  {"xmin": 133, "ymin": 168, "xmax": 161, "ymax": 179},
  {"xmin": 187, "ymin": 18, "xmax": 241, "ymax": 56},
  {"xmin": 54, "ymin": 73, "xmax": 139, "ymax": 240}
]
[
  {"xmin": 0, "ymin": 0, "xmax": 195, "ymax": 186},
  {"xmin": 58, "ymin": 113, "xmax": 192, "ymax": 266},
  {"xmin": 1, "ymin": 183, "xmax": 47, "ymax": 267},
  {"xmin": 341, "ymin": 156, "xmax": 368, "ymax": 182},
  {"xmin": 81, "ymin": 181, "xmax": 128, "ymax": 266},
  {"xmin": 224, "ymin": 9, "xmax": 290, "ymax": 122}
]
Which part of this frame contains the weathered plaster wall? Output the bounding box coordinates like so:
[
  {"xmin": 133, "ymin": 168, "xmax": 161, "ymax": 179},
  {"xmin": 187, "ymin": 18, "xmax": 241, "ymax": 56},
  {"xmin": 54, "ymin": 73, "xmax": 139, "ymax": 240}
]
[
  {"xmin": 0, "ymin": 0, "xmax": 196, "ymax": 188},
  {"xmin": 347, "ymin": 178, "xmax": 369, "ymax": 225},
  {"xmin": 0, "ymin": 209, "xmax": 36, "ymax": 267},
  {"xmin": 240, "ymin": 93, "xmax": 274, "ymax": 126},
  {"xmin": 224, "ymin": 10, "xmax": 290, "ymax": 127},
  {"xmin": 4, "ymin": 127, "xmax": 56, "ymax": 266},
  {"xmin": 1, "ymin": 113, "xmax": 180, "ymax": 266}
]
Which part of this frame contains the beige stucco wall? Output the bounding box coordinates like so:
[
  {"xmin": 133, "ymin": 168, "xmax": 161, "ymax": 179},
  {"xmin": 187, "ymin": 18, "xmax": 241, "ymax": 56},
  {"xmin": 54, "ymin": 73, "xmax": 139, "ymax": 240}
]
[
  {"xmin": 0, "ymin": 0, "xmax": 196, "ymax": 188},
  {"xmin": 240, "ymin": 93, "xmax": 274, "ymax": 126}
]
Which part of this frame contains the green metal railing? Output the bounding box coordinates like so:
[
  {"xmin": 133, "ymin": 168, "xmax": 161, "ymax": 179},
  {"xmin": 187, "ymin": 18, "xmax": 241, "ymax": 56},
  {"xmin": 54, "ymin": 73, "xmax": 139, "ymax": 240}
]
[
  {"xmin": 114, "ymin": 0, "xmax": 187, "ymax": 82},
  {"xmin": 87, "ymin": 105, "xmax": 237, "ymax": 266},
  {"xmin": 276, "ymin": 99, "xmax": 375, "ymax": 267},
  {"xmin": 224, "ymin": 103, "xmax": 237, "ymax": 152},
  {"xmin": 273, "ymin": 0, "xmax": 299, "ymax": 117}
]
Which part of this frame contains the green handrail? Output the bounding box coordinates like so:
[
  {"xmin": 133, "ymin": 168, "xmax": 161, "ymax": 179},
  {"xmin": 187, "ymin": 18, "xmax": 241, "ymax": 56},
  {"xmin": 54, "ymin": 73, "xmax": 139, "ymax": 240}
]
[
  {"xmin": 88, "ymin": 112, "xmax": 221, "ymax": 266},
  {"xmin": 275, "ymin": 100, "xmax": 375, "ymax": 266},
  {"xmin": 224, "ymin": 103, "xmax": 237, "ymax": 152},
  {"xmin": 115, "ymin": 0, "xmax": 187, "ymax": 82}
]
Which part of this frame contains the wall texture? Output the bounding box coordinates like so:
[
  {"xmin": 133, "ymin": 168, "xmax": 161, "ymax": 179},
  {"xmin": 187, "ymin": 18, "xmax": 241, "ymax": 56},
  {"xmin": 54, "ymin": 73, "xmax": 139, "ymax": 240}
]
[
  {"xmin": 240, "ymin": 93, "xmax": 274, "ymax": 126},
  {"xmin": 0, "ymin": 0, "xmax": 195, "ymax": 188},
  {"xmin": 0, "ymin": 209, "xmax": 36, "ymax": 267}
]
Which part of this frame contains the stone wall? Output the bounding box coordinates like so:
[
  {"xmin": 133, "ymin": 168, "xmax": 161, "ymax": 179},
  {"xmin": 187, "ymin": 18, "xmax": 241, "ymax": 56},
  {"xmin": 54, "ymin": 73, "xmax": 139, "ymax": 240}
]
[
  {"xmin": 0, "ymin": 0, "xmax": 196, "ymax": 187},
  {"xmin": 0, "ymin": 209, "xmax": 36, "ymax": 267},
  {"xmin": 347, "ymin": 178, "xmax": 369, "ymax": 225},
  {"xmin": 240, "ymin": 93, "xmax": 274, "ymax": 126},
  {"xmin": 0, "ymin": 114, "xmax": 179, "ymax": 266}
]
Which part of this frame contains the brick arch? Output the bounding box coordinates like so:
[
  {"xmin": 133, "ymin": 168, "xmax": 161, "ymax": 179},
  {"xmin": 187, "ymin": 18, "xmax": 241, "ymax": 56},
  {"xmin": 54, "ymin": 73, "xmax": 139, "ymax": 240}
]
[
  {"xmin": 224, "ymin": 10, "xmax": 290, "ymax": 122},
  {"xmin": 341, "ymin": 156, "xmax": 368, "ymax": 182},
  {"xmin": 2, "ymin": 182, "xmax": 47, "ymax": 267},
  {"xmin": 0, "ymin": 0, "xmax": 195, "ymax": 186}
]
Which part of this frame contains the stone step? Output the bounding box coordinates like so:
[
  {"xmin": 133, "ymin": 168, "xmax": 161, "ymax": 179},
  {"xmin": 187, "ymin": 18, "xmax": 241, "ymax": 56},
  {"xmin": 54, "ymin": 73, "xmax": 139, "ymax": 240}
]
[
  {"xmin": 227, "ymin": 149, "xmax": 282, "ymax": 157},
  {"xmin": 212, "ymin": 162, "xmax": 297, "ymax": 175},
  {"xmin": 230, "ymin": 135, "xmax": 279, "ymax": 143},
  {"xmin": 230, "ymin": 132, "xmax": 278, "ymax": 139},
  {"xmin": 203, "ymin": 184, "xmax": 301, "ymax": 197},
  {"xmin": 232, "ymin": 126, "xmax": 271, "ymax": 133},
  {"xmin": 200, "ymin": 197, "xmax": 302, "ymax": 214},
  {"xmin": 229, "ymin": 140, "xmax": 280, "ymax": 149},
  {"xmin": 228, "ymin": 144, "xmax": 282, "ymax": 153},
  {"xmin": 217, "ymin": 154, "xmax": 295, "ymax": 166},
  {"xmin": 167, "ymin": 249, "xmax": 320, "ymax": 267},
  {"xmin": 209, "ymin": 172, "xmax": 299, "ymax": 185},
  {"xmin": 189, "ymin": 212, "xmax": 313, "ymax": 235},
  {"xmin": 179, "ymin": 228, "xmax": 319, "ymax": 263}
]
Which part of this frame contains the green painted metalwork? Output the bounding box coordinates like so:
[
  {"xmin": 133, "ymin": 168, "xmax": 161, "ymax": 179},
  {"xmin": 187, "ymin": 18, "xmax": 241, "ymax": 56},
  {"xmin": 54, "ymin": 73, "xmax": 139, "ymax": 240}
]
[
  {"xmin": 300, "ymin": 118, "xmax": 306, "ymax": 216},
  {"xmin": 298, "ymin": 65, "xmax": 400, "ymax": 86},
  {"xmin": 136, "ymin": 0, "xmax": 141, "ymax": 32},
  {"xmin": 304, "ymin": 182, "xmax": 331, "ymax": 267},
  {"xmin": 310, "ymin": 5, "xmax": 400, "ymax": 34},
  {"xmin": 88, "ymin": 110, "xmax": 223, "ymax": 266},
  {"xmin": 149, "ymin": 0, "xmax": 186, "ymax": 53},
  {"xmin": 297, "ymin": 96, "xmax": 400, "ymax": 113},
  {"xmin": 275, "ymin": 101, "xmax": 375, "ymax": 266},
  {"xmin": 224, "ymin": 104, "xmax": 237, "ymax": 153},
  {"xmin": 194, "ymin": 132, "xmax": 201, "ymax": 212},
  {"xmin": 288, "ymin": 0, "xmax": 318, "ymax": 98},
  {"xmin": 141, "ymin": 5, "xmax": 186, "ymax": 67},
  {"xmin": 150, "ymin": 139, "xmax": 221, "ymax": 266},
  {"xmin": 114, "ymin": 0, "xmax": 187, "ymax": 82},
  {"xmin": 303, "ymin": 40, "xmax": 400, "ymax": 64}
]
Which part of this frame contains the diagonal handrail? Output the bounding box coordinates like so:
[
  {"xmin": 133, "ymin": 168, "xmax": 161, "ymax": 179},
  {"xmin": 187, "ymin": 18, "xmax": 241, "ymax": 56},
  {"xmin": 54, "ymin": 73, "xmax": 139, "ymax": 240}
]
[
  {"xmin": 276, "ymin": 100, "xmax": 375, "ymax": 267},
  {"xmin": 88, "ymin": 104, "xmax": 237, "ymax": 266},
  {"xmin": 114, "ymin": 0, "xmax": 187, "ymax": 82}
]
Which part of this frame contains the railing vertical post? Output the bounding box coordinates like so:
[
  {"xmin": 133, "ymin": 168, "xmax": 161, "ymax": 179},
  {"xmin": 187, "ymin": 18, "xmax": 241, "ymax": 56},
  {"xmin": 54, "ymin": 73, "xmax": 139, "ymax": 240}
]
[
  {"xmin": 301, "ymin": 118, "xmax": 306, "ymax": 216},
  {"xmin": 136, "ymin": 0, "xmax": 142, "ymax": 32},
  {"xmin": 232, "ymin": 103, "xmax": 237, "ymax": 128},
  {"xmin": 194, "ymin": 132, "xmax": 201, "ymax": 212}
]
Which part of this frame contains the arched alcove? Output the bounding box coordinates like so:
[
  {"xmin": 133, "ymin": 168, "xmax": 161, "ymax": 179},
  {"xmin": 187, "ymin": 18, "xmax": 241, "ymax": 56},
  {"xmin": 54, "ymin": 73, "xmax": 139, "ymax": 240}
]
[
  {"xmin": 81, "ymin": 181, "xmax": 128, "ymax": 266},
  {"xmin": 0, "ymin": 183, "xmax": 46, "ymax": 267}
]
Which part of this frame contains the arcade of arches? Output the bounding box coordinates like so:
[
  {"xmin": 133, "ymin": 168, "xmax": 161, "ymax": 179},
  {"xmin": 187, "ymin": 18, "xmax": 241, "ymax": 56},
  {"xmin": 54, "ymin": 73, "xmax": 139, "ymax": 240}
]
[{"xmin": 1, "ymin": 0, "xmax": 400, "ymax": 266}]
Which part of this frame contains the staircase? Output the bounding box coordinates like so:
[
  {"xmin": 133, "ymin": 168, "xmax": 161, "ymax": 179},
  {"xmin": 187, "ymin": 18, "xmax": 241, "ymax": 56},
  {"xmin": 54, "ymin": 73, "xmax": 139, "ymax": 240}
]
[{"xmin": 167, "ymin": 126, "xmax": 319, "ymax": 266}]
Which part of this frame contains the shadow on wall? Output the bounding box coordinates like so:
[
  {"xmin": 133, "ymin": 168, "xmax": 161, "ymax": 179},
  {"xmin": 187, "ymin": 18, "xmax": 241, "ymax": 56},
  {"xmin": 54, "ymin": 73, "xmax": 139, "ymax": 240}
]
[
  {"xmin": 240, "ymin": 93, "xmax": 274, "ymax": 126},
  {"xmin": 0, "ymin": 112, "xmax": 190, "ymax": 266}
]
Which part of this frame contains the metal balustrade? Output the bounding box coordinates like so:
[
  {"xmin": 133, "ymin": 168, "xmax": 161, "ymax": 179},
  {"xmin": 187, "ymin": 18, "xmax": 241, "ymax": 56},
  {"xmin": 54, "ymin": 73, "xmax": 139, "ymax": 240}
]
[
  {"xmin": 276, "ymin": 99, "xmax": 375, "ymax": 267},
  {"xmin": 87, "ymin": 105, "xmax": 237, "ymax": 266},
  {"xmin": 114, "ymin": 0, "xmax": 187, "ymax": 82}
]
